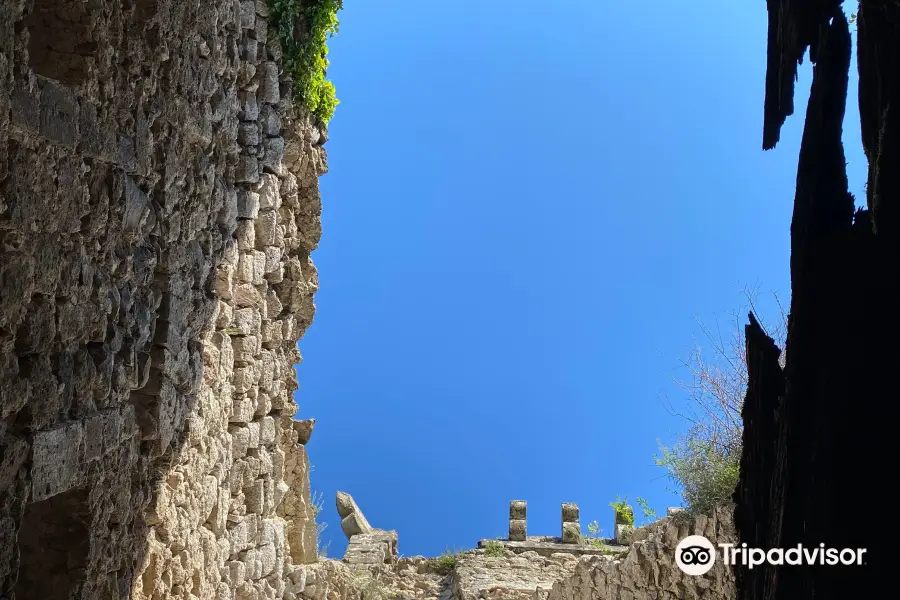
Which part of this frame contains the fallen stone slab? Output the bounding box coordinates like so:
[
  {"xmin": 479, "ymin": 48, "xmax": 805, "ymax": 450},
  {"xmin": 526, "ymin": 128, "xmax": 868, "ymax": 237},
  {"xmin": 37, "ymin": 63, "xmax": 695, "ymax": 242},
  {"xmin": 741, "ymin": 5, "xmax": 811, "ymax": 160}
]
[{"xmin": 336, "ymin": 491, "xmax": 373, "ymax": 538}]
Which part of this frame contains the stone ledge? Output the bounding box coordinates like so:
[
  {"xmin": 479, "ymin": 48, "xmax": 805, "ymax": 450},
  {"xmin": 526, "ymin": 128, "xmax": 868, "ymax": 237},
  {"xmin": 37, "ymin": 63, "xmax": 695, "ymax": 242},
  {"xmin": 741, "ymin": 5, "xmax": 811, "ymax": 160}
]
[{"xmin": 476, "ymin": 537, "xmax": 629, "ymax": 558}]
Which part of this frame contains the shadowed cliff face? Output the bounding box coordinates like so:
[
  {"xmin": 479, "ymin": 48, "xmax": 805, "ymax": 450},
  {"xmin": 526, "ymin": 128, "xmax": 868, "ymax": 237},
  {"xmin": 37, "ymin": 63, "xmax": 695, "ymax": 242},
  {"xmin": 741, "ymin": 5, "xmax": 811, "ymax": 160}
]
[{"xmin": 735, "ymin": 2, "xmax": 900, "ymax": 599}]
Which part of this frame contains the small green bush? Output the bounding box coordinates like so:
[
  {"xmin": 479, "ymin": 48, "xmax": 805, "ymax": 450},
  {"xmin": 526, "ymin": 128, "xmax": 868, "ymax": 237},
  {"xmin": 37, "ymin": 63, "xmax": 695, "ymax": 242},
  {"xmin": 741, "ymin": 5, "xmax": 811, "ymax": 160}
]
[
  {"xmin": 429, "ymin": 548, "xmax": 459, "ymax": 575},
  {"xmin": 483, "ymin": 540, "xmax": 507, "ymax": 557},
  {"xmin": 269, "ymin": 0, "xmax": 343, "ymax": 123},
  {"xmin": 655, "ymin": 437, "xmax": 740, "ymax": 515},
  {"xmin": 609, "ymin": 496, "xmax": 634, "ymax": 527},
  {"xmin": 580, "ymin": 520, "xmax": 605, "ymax": 548}
]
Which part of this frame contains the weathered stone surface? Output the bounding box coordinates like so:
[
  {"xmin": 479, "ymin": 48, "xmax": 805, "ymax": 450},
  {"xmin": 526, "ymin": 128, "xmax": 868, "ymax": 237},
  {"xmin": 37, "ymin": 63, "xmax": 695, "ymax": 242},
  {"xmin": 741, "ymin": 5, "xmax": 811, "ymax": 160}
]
[
  {"xmin": 343, "ymin": 529, "xmax": 398, "ymax": 571},
  {"xmin": 560, "ymin": 503, "xmax": 579, "ymax": 544},
  {"xmin": 1, "ymin": 1, "xmax": 330, "ymax": 599},
  {"xmin": 543, "ymin": 508, "xmax": 735, "ymax": 600},
  {"xmin": 509, "ymin": 500, "xmax": 527, "ymax": 541},
  {"xmin": 293, "ymin": 418, "xmax": 315, "ymax": 445},
  {"xmin": 455, "ymin": 551, "xmax": 579, "ymax": 600},
  {"xmin": 291, "ymin": 510, "xmax": 734, "ymax": 600},
  {"xmin": 509, "ymin": 520, "xmax": 527, "ymax": 542},
  {"xmin": 341, "ymin": 512, "xmax": 373, "ymax": 539},
  {"xmin": 335, "ymin": 490, "xmax": 375, "ymax": 540}
]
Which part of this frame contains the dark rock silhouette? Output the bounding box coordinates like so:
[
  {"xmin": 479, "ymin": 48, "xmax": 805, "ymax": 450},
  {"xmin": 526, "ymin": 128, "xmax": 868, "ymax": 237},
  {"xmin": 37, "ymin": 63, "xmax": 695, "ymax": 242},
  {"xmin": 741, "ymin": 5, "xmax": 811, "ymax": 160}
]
[{"xmin": 735, "ymin": 3, "xmax": 898, "ymax": 599}]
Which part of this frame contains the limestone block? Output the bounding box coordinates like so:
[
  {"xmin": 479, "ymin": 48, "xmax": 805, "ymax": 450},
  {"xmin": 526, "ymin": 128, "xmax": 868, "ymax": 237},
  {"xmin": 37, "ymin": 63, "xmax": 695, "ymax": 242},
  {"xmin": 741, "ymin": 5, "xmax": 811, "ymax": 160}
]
[
  {"xmin": 31, "ymin": 421, "xmax": 84, "ymax": 502},
  {"xmin": 259, "ymin": 416, "xmax": 276, "ymax": 445},
  {"xmin": 238, "ymin": 122, "xmax": 260, "ymax": 147},
  {"xmin": 254, "ymin": 210, "xmax": 278, "ymax": 248},
  {"xmin": 237, "ymin": 220, "xmax": 256, "ymax": 251},
  {"xmin": 264, "ymin": 246, "xmax": 282, "ymax": 274},
  {"xmin": 240, "ymin": 0, "xmax": 256, "ymax": 29},
  {"xmin": 257, "ymin": 174, "xmax": 281, "ymax": 211},
  {"xmin": 246, "ymin": 421, "xmax": 261, "ymax": 449},
  {"xmin": 261, "ymin": 137, "xmax": 285, "ymax": 172},
  {"xmin": 336, "ymin": 491, "xmax": 373, "ymax": 539},
  {"xmin": 238, "ymin": 190, "xmax": 261, "ymax": 219},
  {"xmin": 39, "ymin": 79, "xmax": 78, "ymax": 147},
  {"xmin": 236, "ymin": 155, "xmax": 260, "ymax": 183},
  {"xmin": 252, "ymin": 251, "xmax": 267, "ymax": 285},
  {"xmin": 231, "ymin": 308, "xmax": 262, "ymax": 336},
  {"xmin": 258, "ymin": 63, "xmax": 280, "ymax": 105},
  {"xmin": 234, "ymin": 283, "xmax": 263, "ymax": 309},
  {"xmin": 231, "ymin": 397, "xmax": 256, "ymax": 424},
  {"xmin": 342, "ymin": 530, "xmax": 398, "ymax": 568},
  {"xmin": 561, "ymin": 522, "xmax": 581, "ymax": 543},
  {"xmin": 508, "ymin": 519, "xmax": 527, "ymax": 542},
  {"xmin": 614, "ymin": 523, "xmax": 634, "ymax": 545},
  {"xmin": 231, "ymin": 425, "xmax": 251, "ymax": 458},
  {"xmin": 292, "ymin": 418, "xmax": 315, "ymax": 445},
  {"xmin": 561, "ymin": 502, "xmax": 580, "ymax": 543},
  {"xmin": 239, "ymin": 90, "xmax": 260, "ymax": 121},
  {"xmin": 341, "ymin": 512, "xmax": 371, "ymax": 539},
  {"xmin": 245, "ymin": 479, "xmax": 265, "ymax": 513},
  {"xmin": 260, "ymin": 105, "xmax": 282, "ymax": 136},
  {"xmin": 509, "ymin": 500, "xmax": 527, "ymax": 541}
]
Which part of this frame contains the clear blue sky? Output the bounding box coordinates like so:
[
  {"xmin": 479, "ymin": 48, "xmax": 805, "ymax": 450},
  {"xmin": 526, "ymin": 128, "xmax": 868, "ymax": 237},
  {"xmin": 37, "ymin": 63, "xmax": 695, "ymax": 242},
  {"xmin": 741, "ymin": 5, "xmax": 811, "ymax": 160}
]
[{"xmin": 295, "ymin": 0, "xmax": 868, "ymax": 559}]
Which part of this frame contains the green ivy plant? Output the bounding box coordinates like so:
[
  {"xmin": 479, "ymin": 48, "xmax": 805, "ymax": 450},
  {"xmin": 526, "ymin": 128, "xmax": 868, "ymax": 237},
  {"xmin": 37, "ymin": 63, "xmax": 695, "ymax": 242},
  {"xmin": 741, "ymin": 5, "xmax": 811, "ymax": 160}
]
[
  {"xmin": 269, "ymin": 0, "xmax": 343, "ymax": 124},
  {"xmin": 635, "ymin": 497, "xmax": 658, "ymax": 525},
  {"xmin": 610, "ymin": 496, "xmax": 635, "ymax": 527}
]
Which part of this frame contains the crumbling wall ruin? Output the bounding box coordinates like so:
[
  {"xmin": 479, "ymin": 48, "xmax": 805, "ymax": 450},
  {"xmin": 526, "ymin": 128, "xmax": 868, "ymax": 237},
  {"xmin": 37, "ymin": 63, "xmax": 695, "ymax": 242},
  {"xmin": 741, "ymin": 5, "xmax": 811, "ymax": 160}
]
[
  {"xmin": 542, "ymin": 508, "xmax": 735, "ymax": 600},
  {"xmin": 303, "ymin": 498, "xmax": 735, "ymax": 600},
  {"xmin": 0, "ymin": 0, "xmax": 325, "ymax": 598}
]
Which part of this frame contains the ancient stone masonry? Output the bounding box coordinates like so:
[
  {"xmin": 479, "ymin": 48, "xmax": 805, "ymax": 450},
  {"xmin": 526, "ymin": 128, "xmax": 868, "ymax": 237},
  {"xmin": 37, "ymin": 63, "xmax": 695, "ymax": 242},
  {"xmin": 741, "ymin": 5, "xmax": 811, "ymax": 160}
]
[
  {"xmin": 336, "ymin": 491, "xmax": 374, "ymax": 540},
  {"xmin": 297, "ymin": 498, "xmax": 736, "ymax": 600},
  {"xmin": 543, "ymin": 507, "xmax": 736, "ymax": 600},
  {"xmin": 559, "ymin": 503, "xmax": 579, "ymax": 544},
  {"xmin": 1, "ymin": 0, "xmax": 327, "ymax": 598},
  {"xmin": 508, "ymin": 501, "xmax": 526, "ymax": 542}
]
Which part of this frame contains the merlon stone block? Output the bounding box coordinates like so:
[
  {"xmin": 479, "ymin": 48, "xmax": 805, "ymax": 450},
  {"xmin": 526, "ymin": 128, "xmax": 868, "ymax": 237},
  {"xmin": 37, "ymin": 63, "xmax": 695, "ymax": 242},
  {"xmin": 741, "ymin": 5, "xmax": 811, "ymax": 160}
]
[
  {"xmin": 509, "ymin": 519, "xmax": 527, "ymax": 541},
  {"xmin": 561, "ymin": 502, "xmax": 579, "ymax": 523},
  {"xmin": 509, "ymin": 500, "xmax": 527, "ymax": 520}
]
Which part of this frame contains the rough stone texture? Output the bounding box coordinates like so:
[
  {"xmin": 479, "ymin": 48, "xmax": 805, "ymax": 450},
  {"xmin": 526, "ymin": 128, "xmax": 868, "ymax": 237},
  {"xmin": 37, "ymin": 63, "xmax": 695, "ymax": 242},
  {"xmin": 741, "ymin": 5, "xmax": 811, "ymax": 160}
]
[
  {"xmin": 343, "ymin": 530, "xmax": 398, "ymax": 571},
  {"xmin": 0, "ymin": 1, "xmax": 327, "ymax": 598},
  {"xmin": 454, "ymin": 552, "xmax": 580, "ymax": 600},
  {"xmin": 477, "ymin": 538, "xmax": 629, "ymax": 560},
  {"xmin": 335, "ymin": 491, "xmax": 373, "ymax": 539},
  {"xmin": 542, "ymin": 508, "xmax": 735, "ymax": 600},
  {"xmin": 290, "ymin": 510, "xmax": 733, "ymax": 600},
  {"xmin": 508, "ymin": 501, "xmax": 526, "ymax": 542},
  {"xmin": 559, "ymin": 504, "xmax": 579, "ymax": 544}
]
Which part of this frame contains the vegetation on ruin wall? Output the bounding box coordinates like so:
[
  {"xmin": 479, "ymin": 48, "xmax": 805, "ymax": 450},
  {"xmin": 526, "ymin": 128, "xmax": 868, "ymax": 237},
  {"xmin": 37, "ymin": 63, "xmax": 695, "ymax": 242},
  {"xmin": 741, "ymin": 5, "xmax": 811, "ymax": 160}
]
[
  {"xmin": 269, "ymin": 0, "xmax": 343, "ymax": 124},
  {"xmin": 655, "ymin": 290, "xmax": 786, "ymax": 515}
]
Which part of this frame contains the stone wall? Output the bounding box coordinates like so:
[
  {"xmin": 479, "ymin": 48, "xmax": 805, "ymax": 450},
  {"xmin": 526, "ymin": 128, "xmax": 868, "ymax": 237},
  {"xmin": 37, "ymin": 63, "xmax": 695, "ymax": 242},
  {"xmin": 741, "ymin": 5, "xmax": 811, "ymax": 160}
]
[
  {"xmin": 541, "ymin": 508, "xmax": 736, "ymax": 600},
  {"xmin": 0, "ymin": 1, "xmax": 325, "ymax": 599},
  {"xmin": 292, "ymin": 498, "xmax": 735, "ymax": 600}
]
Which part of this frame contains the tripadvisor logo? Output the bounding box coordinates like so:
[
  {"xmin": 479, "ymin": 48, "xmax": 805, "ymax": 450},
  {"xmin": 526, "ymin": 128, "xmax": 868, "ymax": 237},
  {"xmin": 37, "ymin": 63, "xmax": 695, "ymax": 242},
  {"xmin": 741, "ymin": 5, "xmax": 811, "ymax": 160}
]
[
  {"xmin": 675, "ymin": 536, "xmax": 717, "ymax": 575},
  {"xmin": 675, "ymin": 536, "xmax": 868, "ymax": 576}
]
